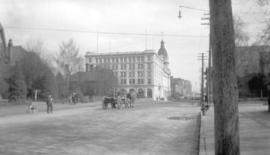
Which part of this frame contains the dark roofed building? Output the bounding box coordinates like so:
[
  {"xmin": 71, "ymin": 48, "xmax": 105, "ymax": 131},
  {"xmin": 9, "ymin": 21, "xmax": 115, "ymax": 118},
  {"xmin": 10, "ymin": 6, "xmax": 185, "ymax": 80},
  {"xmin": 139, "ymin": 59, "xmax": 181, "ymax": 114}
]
[
  {"xmin": 235, "ymin": 46, "xmax": 270, "ymax": 77},
  {"xmin": 0, "ymin": 23, "xmax": 27, "ymax": 65},
  {"xmin": 0, "ymin": 23, "xmax": 7, "ymax": 64},
  {"xmin": 0, "ymin": 39, "xmax": 27, "ymax": 65},
  {"xmin": 9, "ymin": 45, "xmax": 28, "ymax": 65},
  {"xmin": 235, "ymin": 46, "xmax": 270, "ymax": 97}
]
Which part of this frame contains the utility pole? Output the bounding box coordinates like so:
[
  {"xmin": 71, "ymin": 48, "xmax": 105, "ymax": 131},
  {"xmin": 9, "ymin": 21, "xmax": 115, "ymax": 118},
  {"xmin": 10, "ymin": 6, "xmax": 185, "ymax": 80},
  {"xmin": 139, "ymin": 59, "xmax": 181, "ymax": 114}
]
[
  {"xmin": 198, "ymin": 53, "xmax": 207, "ymax": 115},
  {"xmin": 179, "ymin": 5, "xmax": 212, "ymax": 105},
  {"xmin": 209, "ymin": 0, "xmax": 240, "ymax": 154},
  {"xmin": 201, "ymin": 13, "xmax": 211, "ymax": 106}
]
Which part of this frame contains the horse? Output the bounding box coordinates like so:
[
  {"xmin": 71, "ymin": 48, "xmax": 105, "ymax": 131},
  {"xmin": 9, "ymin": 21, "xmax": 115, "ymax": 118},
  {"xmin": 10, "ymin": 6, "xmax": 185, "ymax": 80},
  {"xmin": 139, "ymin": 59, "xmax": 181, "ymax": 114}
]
[{"xmin": 102, "ymin": 97, "xmax": 117, "ymax": 109}]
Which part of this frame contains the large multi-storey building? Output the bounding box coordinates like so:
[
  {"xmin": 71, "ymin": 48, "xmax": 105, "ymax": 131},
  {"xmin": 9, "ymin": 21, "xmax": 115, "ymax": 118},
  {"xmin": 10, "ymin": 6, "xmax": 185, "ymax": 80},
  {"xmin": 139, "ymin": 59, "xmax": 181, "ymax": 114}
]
[{"xmin": 85, "ymin": 40, "xmax": 171, "ymax": 100}]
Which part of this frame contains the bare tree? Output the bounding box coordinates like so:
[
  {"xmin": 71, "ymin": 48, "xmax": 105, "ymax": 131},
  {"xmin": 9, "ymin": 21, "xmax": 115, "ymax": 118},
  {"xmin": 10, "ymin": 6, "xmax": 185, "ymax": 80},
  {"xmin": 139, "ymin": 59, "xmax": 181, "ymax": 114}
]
[
  {"xmin": 26, "ymin": 39, "xmax": 45, "ymax": 55},
  {"xmin": 25, "ymin": 39, "xmax": 58, "ymax": 74},
  {"xmin": 257, "ymin": 0, "xmax": 270, "ymax": 6},
  {"xmin": 234, "ymin": 16, "xmax": 249, "ymax": 46},
  {"xmin": 210, "ymin": 0, "xmax": 240, "ymax": 154},
  {"xmin": 258, "ymin": 23, "xmax": 270, "ymax": 45},
  {"xmin": 254, "ymin": 0, "xmax": 270, "ymax": 45},
  {"xmin": 55, "ymin": 39, "xmax": 83, "ymax": 77}
]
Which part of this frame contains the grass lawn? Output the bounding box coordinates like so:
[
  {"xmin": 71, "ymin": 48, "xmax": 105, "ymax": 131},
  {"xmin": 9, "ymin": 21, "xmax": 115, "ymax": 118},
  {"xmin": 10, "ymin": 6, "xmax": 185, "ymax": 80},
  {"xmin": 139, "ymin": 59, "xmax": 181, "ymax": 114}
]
[{"xmin": 0, "ymin": 101, "xmax": 200, "ymax": 155}]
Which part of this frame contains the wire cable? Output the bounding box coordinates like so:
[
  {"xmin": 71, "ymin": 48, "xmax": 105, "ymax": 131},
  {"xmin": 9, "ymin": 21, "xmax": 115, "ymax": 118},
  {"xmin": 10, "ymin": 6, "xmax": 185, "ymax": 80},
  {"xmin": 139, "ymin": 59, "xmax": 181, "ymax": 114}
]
[{"xmin": 4, "ymin": 26, "xmax": 208, "ymax": 38}]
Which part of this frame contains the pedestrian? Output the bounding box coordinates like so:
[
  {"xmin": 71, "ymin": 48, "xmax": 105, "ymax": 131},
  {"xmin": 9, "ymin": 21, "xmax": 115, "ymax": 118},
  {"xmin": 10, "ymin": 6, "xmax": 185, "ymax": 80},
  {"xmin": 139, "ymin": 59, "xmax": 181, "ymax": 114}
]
[
  {"xmin": 46, "ymin": 95, "xmax": 53, "ymax": 113},
  {"xmin": 130, "ymin": 91, "xmax": 136, "ymax": 108},
  {"xmin": 117, "ymin": 92, "xmax": 122, "ymax": 109},
  {"xmin": 27, "ymin": 99, "xmax": 37, "ymax": 113},
  {"xmin": 267, "ymin": 85, "xmax": 270, "ymax": 112},
  {"xmin": 126, "ymin": 93, "xmax": 132, "ymax": 108}
]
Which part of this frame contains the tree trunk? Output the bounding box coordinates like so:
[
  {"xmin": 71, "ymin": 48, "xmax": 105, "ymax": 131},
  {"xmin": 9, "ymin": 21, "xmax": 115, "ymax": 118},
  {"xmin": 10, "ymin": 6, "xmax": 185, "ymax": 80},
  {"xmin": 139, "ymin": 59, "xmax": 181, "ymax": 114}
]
[{"xmin": 209, "ymin": 0, "xmax": 240, "ymax": 155}]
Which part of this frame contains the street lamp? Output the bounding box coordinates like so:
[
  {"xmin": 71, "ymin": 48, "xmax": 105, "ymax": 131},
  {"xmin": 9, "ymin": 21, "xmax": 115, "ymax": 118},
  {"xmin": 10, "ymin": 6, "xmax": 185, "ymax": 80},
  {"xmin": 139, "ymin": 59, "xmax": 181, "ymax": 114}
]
[
  {"xmin": 178, "ymin": 5, "xmax": 208, "ymax": 19},
  {"xmin": 178, "ymin": 9, "xmax": 182, "ymax": 19}
]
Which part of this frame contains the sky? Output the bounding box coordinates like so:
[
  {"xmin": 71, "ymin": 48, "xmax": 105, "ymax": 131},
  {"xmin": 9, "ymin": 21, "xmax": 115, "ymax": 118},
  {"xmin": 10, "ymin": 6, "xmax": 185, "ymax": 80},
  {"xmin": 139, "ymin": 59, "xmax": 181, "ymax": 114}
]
[{"xmin": 0, "ymin": 0, "xmax": 268, "ymax": 92}]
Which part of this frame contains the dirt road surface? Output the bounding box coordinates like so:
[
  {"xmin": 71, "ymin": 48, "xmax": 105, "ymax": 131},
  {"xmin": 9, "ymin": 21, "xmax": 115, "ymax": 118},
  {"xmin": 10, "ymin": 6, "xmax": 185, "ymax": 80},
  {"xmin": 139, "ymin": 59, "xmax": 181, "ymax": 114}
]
[{"xmin": 0, "ymin": 101, "xmax": 200, "ymax": 155}]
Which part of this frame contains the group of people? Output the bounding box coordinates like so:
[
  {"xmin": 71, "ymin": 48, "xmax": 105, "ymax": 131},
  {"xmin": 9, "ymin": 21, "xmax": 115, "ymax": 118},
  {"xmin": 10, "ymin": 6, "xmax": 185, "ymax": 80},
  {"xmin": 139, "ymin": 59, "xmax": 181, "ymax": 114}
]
[
  {"xmin": 69, "ymin": 92, "xmax": 79, "ymax": 104},
  {"xmin": 117, "ymin": 92, "xmax": 135, "ymax": 109},
  {"xmin": 103, "ymin": 92, "xmax": 136, "ymax": 109}
]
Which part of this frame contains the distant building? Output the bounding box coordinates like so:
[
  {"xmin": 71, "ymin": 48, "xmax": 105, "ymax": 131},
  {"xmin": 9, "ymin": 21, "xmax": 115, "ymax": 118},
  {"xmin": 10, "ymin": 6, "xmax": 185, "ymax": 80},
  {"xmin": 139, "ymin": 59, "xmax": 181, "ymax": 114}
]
[
  {"xmin": 0, "ymin": 24, "xmax": 27, "ymax": 65},
  {"xmin": 235, "ymin": 46, "xmax": 270, "ymax": 97},
  {"xmin": 0, "ymin": 24, "xmax": 28, "ymax": 99},
  {"xmin": 235, "ymin": 46, "xmax": 270, "ymax": 77},
  {"xmin": 85, "ymin": 40, "xmax": 171, "ymax": 100},
  {"xmin": 171, "ymin": 77, "xmax": 192, "ymax": 99},
  {"xmin": 7, "ymin": 40, "xmax": 27, "ymax": 65},
  {"xmin": 0, "ymin": 23, "xmax": 7, "ymax": 64}
]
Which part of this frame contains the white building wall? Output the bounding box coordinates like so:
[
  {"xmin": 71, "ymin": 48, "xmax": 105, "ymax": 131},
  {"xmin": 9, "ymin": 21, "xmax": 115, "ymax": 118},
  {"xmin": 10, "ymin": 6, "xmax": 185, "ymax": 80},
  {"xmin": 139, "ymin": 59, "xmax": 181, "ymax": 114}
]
[{"xmin": 85, "ymin": 50, "xmax": 170, "ymax": 100}]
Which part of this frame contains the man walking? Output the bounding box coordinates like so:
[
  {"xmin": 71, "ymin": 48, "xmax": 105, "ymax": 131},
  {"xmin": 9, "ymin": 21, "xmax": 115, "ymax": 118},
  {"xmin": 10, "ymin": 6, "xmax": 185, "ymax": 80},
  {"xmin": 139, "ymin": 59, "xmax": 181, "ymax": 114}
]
[
  {"xmin": 46, "ymin": 95, "xmax": 53, "ymax": 113},
  {"xmin": 267, "ymin": 85, "xmax": 270, "ymax": 112}
]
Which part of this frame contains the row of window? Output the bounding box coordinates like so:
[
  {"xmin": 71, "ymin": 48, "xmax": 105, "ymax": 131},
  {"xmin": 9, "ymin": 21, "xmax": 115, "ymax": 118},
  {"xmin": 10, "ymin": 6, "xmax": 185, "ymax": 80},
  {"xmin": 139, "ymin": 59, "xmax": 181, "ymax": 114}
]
[
  {"xmin": 116, "ymin": 71, "xmax": 152, "ymax": 78},
  {"xmin": 88, "ymin": 55, "xmax": 153, "ymax": 63},
  {"xmin": 97, "ymin": 63, "xmax": 152, "ymax": 70},
  {"xmin": 120, "ymin": 79, "xmax": 152, "ymax": 85}
]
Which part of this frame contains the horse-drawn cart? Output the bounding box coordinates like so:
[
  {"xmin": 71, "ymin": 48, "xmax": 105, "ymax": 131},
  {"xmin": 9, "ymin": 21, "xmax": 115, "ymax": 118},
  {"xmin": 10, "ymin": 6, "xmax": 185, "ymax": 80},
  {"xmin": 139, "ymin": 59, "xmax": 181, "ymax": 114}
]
[
  {"xmin": 102, "ymin": 93, "xmax": 135, "ymax": 109},
  {"xmin": 102, "ymin": 97, "xmax": 117, "ymax": 109}
]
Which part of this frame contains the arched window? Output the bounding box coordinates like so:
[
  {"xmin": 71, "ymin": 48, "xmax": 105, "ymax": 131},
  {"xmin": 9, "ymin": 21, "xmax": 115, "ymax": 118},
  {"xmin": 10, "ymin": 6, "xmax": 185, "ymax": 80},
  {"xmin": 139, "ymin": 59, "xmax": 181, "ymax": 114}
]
[
  {"xmin": 137, "ymin": 88, "xmax": 145, "ymax": 98},
  {"xmin": 129, "ymin": 89, "xmax": 136, "ymax": 93}
]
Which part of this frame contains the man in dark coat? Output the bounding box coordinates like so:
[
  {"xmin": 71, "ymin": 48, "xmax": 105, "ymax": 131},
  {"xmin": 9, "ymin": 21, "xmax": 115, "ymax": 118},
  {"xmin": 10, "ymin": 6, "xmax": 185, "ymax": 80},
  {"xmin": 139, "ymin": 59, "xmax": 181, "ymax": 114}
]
[
  {"xmin": 267, "ymin": 85, "xmax": 270, "ymax": 112},
  {"xmin": 46, "ymin": 95, "xmax": 53, "ymax": 113}
]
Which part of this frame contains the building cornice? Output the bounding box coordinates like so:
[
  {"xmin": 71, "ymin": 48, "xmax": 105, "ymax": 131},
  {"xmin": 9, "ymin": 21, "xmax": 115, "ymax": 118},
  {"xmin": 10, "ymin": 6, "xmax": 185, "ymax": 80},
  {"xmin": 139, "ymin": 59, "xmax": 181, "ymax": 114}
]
[{"xmin": 85, "ymin": 50, "xmax": 156, "ymax": 56}]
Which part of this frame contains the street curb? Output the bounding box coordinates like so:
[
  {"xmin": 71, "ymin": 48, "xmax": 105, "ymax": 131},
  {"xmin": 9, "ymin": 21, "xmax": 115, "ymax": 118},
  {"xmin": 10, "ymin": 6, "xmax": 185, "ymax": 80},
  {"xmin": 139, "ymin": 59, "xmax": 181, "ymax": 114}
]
[
  {"xmin": 199, "ymin": 113, "xmax": 205, "ymax": 155},
  {"xmin": 199, "ymin": 109, "xmax": 213, "ymax": 155},
  {"xmin": 195, "ymin": 112, "xmax": 202, "ymax": 155}
]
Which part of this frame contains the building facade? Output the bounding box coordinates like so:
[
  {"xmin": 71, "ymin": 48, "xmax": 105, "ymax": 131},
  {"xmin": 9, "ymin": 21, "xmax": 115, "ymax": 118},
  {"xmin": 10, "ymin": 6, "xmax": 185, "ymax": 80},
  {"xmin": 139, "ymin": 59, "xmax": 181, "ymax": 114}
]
[
  {"xmin": 85, "ymin": 40, "xmax": 171, "ymax": 100},
  {"xmin": 0, "ymin": 24, "xmax": 26, "ymax": 65},
  {"xmin": 171, "ymin": 77, "xmax": 192, "ymax": 99},
  {"xmin": 235, "ymin": 46, "xmax": 270, "ymax": 97}
]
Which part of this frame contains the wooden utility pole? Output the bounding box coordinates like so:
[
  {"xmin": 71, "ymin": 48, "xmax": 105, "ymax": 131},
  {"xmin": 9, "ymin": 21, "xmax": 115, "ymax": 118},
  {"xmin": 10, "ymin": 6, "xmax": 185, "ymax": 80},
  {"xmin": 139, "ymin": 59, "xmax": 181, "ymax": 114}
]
[
  {"xmin": 201, "ymin": 13, "xmax": 211, "ymax": 105},
  {"xmin": 201, "ymin": 53, "xmax": 204, "ymax": 106},
  {"xmin": 198, "ymin": 53, "xmax": 207, "ymax": 112},
  {"xmin": 209, "ymin": 0, "xmax": 240, "ymax": 154},
  {"xmin": 208, "ymin": 22, "xmax": 212, "ymax": 103}
]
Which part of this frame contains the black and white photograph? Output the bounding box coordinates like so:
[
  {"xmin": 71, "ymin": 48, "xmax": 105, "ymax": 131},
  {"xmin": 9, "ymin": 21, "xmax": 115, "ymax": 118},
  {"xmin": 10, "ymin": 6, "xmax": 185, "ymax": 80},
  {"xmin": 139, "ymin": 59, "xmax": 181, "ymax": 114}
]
[{"xmin": 0, "ymin": 0, "xmax": 270, "ymax": 154}]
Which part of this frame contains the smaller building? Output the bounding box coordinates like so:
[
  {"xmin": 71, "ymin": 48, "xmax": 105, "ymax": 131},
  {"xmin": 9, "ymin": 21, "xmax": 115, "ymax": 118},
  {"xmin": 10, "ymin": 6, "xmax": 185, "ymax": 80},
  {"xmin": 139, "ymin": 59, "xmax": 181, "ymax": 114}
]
[
  {"xmin": 171, "ymin": 77, "xmax": 192, "ymax": 99},
  {"xmin": 8, "ymin": 40, "xmax": 27, "ymax": 65},
  {"xmin": 235, "ymin": 46, "xmax": 270, "ymax": 97},
  {"xmin": 0, "ymin": 23, "xmax": 27, "ymax": 65}
]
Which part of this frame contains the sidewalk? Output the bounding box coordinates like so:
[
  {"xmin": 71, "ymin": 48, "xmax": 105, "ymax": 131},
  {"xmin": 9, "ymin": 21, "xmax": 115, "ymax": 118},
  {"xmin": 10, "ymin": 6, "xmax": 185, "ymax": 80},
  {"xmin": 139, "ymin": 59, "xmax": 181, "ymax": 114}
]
[{"xmin": 200, "ymin": 104, "xmax": 270, "ymax": 155}]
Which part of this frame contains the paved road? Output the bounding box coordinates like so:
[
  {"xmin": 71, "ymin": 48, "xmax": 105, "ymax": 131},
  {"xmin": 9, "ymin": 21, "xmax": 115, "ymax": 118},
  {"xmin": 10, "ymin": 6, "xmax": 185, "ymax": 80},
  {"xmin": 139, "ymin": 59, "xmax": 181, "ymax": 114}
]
[{"xmin": 0, "ymin": 101, "xmax": 200, "ymax": 155}]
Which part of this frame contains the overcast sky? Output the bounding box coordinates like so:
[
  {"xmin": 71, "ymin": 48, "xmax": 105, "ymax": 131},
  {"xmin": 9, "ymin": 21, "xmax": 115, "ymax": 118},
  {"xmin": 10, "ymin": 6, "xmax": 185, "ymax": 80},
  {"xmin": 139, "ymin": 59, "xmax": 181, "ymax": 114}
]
[{"xmin": 0, "ymin": 0, "xmax": 268, "ymax": 92}]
